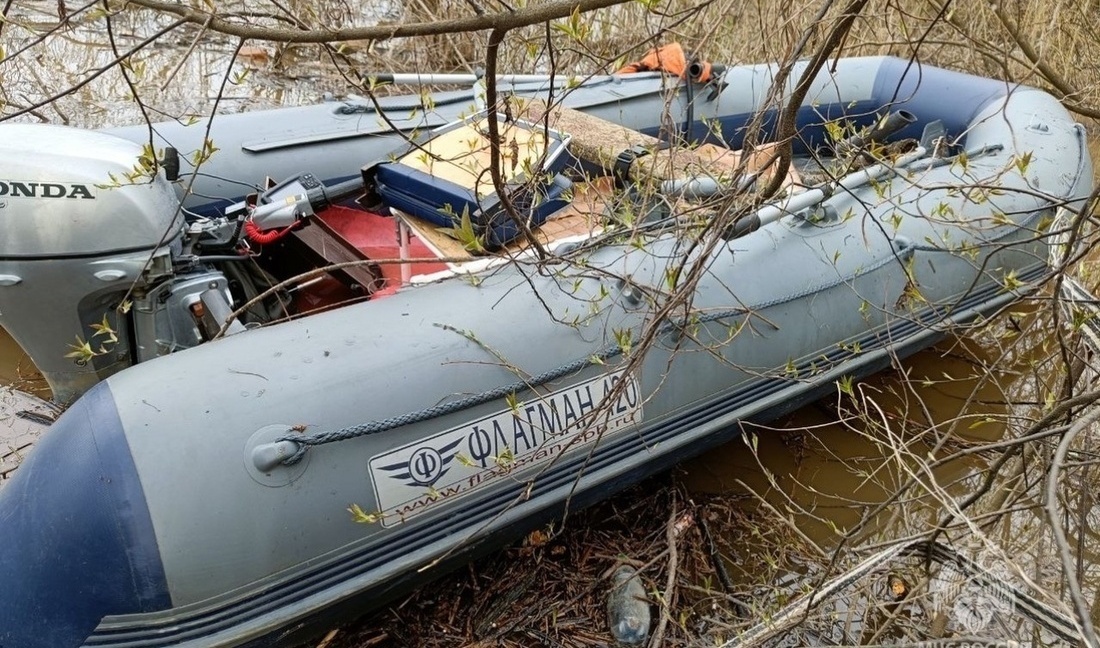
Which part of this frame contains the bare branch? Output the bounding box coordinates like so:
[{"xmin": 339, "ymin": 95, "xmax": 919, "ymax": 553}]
[
  {"xmin": 1045, "ymin": 404, "xmax": 1100, "ymax": 646},
  {"xmin": 124, "ymin": 0, "xmax": 630, "ymax": 43}
]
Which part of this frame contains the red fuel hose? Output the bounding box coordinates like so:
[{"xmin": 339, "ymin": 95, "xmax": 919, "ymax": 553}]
[{"xmin": 244, "ymin": 218, "xmax": 298, "ymax": 245}]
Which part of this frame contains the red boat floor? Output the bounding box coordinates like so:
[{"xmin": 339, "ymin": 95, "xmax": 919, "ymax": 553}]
[{"xmin": 317, "ymin": 205, "xmax": 449, "ymax": 287}]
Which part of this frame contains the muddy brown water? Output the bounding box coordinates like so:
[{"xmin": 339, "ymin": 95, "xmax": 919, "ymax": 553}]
[
  {"xmin": 0, "ymin": 330, "xmax": 48, "ymax": 397},
  {"xmin": 681, "ymin": 336, "xmax": 1012, "ymax": 542}
]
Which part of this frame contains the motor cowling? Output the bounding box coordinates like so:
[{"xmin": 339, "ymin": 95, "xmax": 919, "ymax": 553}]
[{"xmin": 0, "ymin": 124, "xmax": 184, "ymax": 403}]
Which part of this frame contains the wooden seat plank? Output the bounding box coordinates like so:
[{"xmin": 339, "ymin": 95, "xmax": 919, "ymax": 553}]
[{"xmin": 289, "ymin": 217, "xmax": 382, "ymax": 292}]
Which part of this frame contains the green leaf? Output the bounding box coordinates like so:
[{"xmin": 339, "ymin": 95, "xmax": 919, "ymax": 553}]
[
  {"xmin": 439, "ymin": 206, "xmax": 486, "ymax": 253},
  {"xmin": 64, "ymin": 336, "xmax": 95, "ymax": 365},
  {"xmin": 613, "ymin": 328, "xmax": 633, "ymax": 356},
  {"xmin": 744, "ymin": 432, "xmax": 759, "ymax": 454},
  {"xmin": 664, "ymin": 267, "xmax": 681, "ymax": 291},
  {"xmin": 824, "ymin": 120, "xmax": 845, "ymax": 144},
  {"xmin": 347, "ymin": 503, "xmax": 381, "ymax": 524},
  {"xmin": 1014, "ymin": 151, "xmax": 1032, "ymax": 176},
  {"xmin": 551, "ymin": 4, "xmax": 589, "ymax": 40},
  {"xmin": 89, "ymin": 313, "xmax": 118, "ymax": 344},
  {"xmin": 191, "ymin": 137, "xmax": 220, "ymax": 167},
  {"xmin": 953, "ymin": 149, "xmax": 969, "ymax": 172},
  {"xmin": 494, "ymin": 447, "xmax": 515, "ymax": 468},
  {"xmin": 1002, "ymin": 269, "xmax": 1023, "ymax": 292}
]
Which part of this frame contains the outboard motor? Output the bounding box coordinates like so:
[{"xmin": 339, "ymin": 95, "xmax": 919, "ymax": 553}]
[
  {"xmin": 0, "ymin": 125, "xmax": 210, "ymax": 403},
  {"xmin": 0, "ymin": 124, "xmax": 373, "ymax": 404}
]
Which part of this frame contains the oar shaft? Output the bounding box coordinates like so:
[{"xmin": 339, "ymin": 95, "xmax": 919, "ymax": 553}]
[
  {"xmin": 729, "ymin": 147, "xmax": 929, "ymax": 239},
  {"xmin": 368, "ymin": 73, "xmax": 618, "ymax": 86}
]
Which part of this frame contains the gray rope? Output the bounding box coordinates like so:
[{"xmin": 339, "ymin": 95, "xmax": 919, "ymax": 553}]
[
  {"xmin": 280, "ymin": 341, "xmax": 623, "ymax": 465},
  {"xmin": 277, "ymin": 306, "xmax": 750, "ymax": 465},
  {"xmin": 277, "ymin": 236, "xmax": 928, "ymax": 465}
]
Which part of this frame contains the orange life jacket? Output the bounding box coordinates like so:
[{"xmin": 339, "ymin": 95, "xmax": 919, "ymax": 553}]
[{"xmin": 616, "ymin": 43, "xmax": 715, "ymax": 83}]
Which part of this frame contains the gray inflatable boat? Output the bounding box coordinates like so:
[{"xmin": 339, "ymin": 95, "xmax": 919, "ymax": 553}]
[{"xmin": 0, "ymin": 57, "xmax": 1091, "ymax": 647}]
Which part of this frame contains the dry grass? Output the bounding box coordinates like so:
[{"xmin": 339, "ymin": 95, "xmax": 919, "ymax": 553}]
[
  {"xmin": 325, "ymin": 478, "xmax": 831, "ymax": 648},
  {"xmin": 5, "ymin": 1, "xmax": 1098, "ymax": 127},
  {"xmin": 387, "ymin": 0, "xmax": 1100, "ymax": 119}
]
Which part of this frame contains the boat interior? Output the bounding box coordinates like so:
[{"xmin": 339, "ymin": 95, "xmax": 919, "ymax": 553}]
[{"xmin": 229, "ymin": 66, "xmax": 991, "ymax": 325}]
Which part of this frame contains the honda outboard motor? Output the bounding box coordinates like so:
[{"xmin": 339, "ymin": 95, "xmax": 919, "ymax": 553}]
[{"xmin": 0, "ymin": 125, "xmax": 184, "ymax": 403}]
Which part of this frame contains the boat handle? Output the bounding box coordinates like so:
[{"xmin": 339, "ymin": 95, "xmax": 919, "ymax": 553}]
[{"xmin": 251, "ymin": 440, "xmax": 302, "ymax": 472}]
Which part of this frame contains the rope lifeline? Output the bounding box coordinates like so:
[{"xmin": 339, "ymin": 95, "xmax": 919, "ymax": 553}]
[
  {"xmin": 276, "ymin": 235, "xmax": 940, "ymax": 466},
  {"xmin": 277, "ymin": 306, "xmax": 750, "ymax": 465}
]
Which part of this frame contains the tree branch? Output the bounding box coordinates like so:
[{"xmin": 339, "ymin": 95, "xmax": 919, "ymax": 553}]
[
  {"xmin": 753, "ymin": 0, "xmax": 869, "ymax": 205},
  {"xmin": 1045, "ymin": 404, "xmax": 1100, "ymax": 646},
  {"xmin": 483, "ymin": 28, "xmax": 550, "ymax": 257},
  {"xmin": 125, "ymin": 0, "xmax": 629, "ymax": 43}
]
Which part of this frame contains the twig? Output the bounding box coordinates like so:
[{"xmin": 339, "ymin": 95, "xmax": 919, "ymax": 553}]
[
  {"xmin": 314, "ymin": 629, "xmax": 339, "ymax": 648},
  {"xmin": 989, "ymin": 3, "xmax": 1100, "ymax": 120},
  {"xmin": 1043, "ymin": 404, "xmax": 1100, "ymax": 646},
  {"xmin": 0, "ymin": 17, "xmax": 186, "ymax": 123},
  {"xmin": 160, "ymin": 13, "xmax": 214, "ymax": 91},
  {"xmin": 648, "ymin": 501, "xmax": 681, "ymax": 648},
  {"xmin": 734, "ymin": 478, "xmax": 827, "ymax": 558},
  {"xmin": 752, "ymin": 0, "xmax": 871, "ymax": 203},
  {"xmin": 0, "ymin": 0, "xmax": 14, "ymax": 40},
  {"xmin": 696, "ymin": 503, "xmax": 737, "ymax": 595},
  {"xmin": 103, "ymin": 2, "xmax": 154, "ymax": 145},
  {"xmin": 484, "ymin": 27, "xmax": 550, "ymax": 259}
]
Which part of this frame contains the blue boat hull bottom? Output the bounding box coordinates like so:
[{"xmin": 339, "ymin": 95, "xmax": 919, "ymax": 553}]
[{"xmin": 0, "ymin": 55, "xmax": 1092, "ymax": 647}]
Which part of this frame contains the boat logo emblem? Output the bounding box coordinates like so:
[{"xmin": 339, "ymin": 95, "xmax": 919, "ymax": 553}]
[
  {"xmin": 0, "ymin": 180, "xmax": 96, "ymax": 200},
  {"xmin": 375, "ymin": 437, "xmax": 462, "ymax": 488},
  {"xmin": 369, "ymin": 370, "xmax": 642, "ymax": 527}
]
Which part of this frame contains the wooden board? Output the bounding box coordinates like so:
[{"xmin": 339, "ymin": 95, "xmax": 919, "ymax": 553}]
[
  {"xmin": 517, "ymin": 98, "xmax": 800, "ymax": 190},
  {"xmin": 392, "ymin": 102, "xmax": 803, "ymax": 270},
  {"xmin": 519, "ymin": 99, "xmax": 713, "ymax": 183},
  {"xmin": 396, "ymin": 178, "xmax": 612, "ymax": 267},
  {"xmin": 694, "ymin": 142, "xmax": 803, "ymax": 191},
  {"xmin": 289, "ymin": 217, "xmax": 382, "ymax": 292}
]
